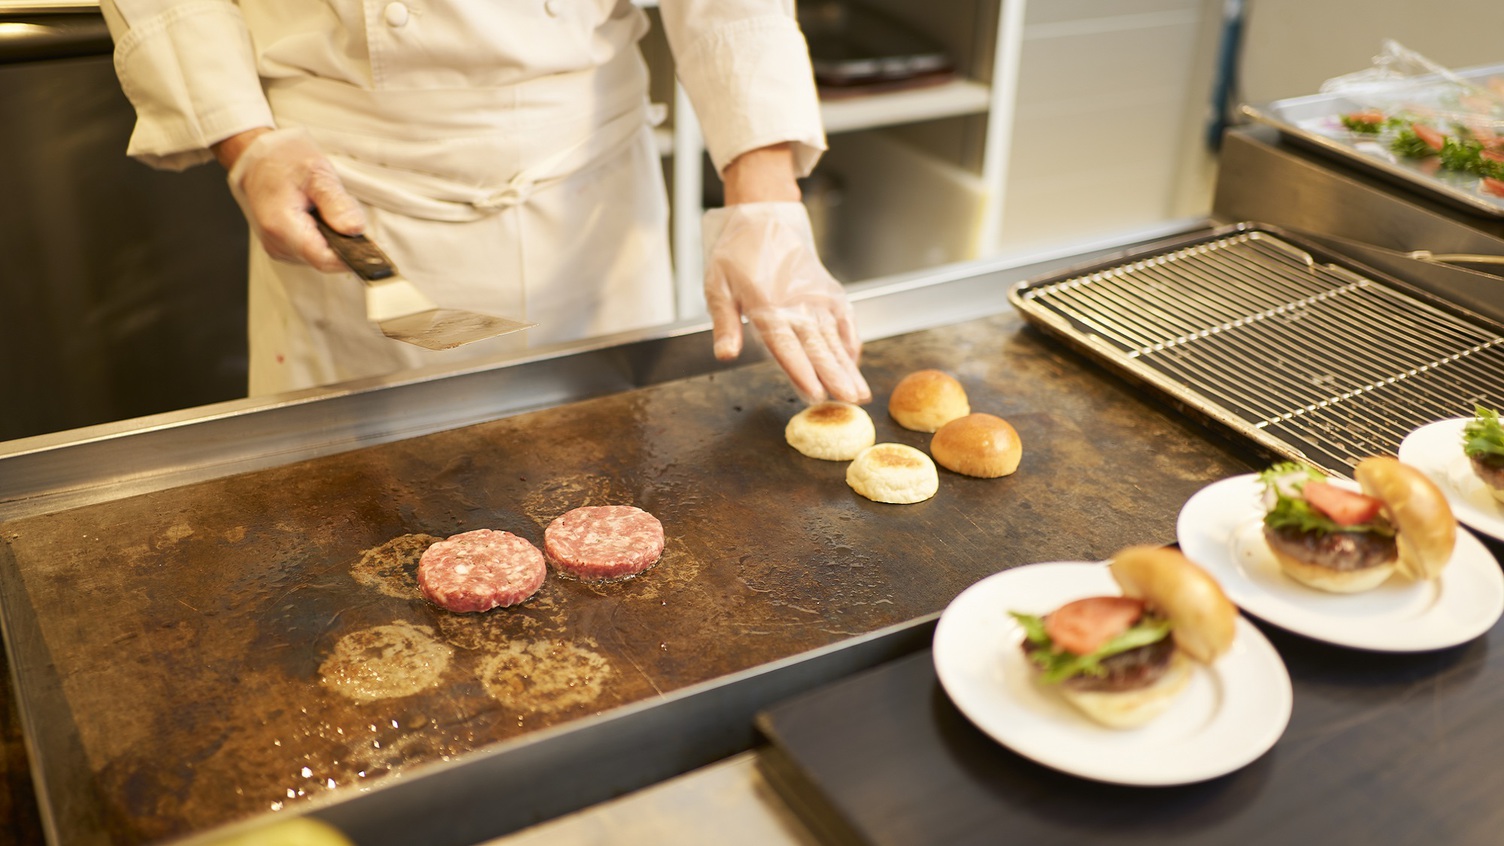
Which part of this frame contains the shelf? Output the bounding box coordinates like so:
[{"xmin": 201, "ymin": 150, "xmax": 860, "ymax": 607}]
[{"xmin": 819, "ymin": 78, "xmax": 991, "ymax": 135}]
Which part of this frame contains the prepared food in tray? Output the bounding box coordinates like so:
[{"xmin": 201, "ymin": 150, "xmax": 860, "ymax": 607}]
[{"xmin": 1243, "ymin": 41, "xmax": 1504, "ymax": 216}]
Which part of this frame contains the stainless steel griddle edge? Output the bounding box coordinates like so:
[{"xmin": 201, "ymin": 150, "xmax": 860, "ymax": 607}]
[{"xmin": 0, "ymin": 219, "xmax": 1200, "ymax": 522}]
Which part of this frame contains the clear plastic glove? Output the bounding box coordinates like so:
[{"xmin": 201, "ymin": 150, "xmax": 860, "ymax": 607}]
[
  {"xmin": 224, "ymin": 127, "xmax": 365, "ymax": 273},
  {"xmin": 702, "ymin": 202, "xmax": 871, "ymax": 404}
]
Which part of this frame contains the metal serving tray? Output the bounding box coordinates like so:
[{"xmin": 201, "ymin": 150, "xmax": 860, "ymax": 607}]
[
  {"xmin": 1008, "ymin": 223, "xmax": 1504, "ymax": 477},
  {"xmin": 1242, "ymin": 61, "xmax": 1504, "ymax": 217}
]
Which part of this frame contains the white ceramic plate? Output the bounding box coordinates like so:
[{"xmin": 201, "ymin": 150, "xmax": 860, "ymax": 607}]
[
  {"xmin": 932, "ymin": 562, "xmax": 1291, "ymax": 786},
  {"xmin": 1398, "ymin": 418, "xmax": 1504, "ymax": 542},
  {"xmin": 1177, "ymin": 474, "xmax": 1504, "ymax": 652}
]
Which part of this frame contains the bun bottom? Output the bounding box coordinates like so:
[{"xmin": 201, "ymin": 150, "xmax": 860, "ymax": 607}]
[
  {"xmin": 1469, "ymin": 456, "xmax": 1504, "ymax": 503},
  {"xmin": 1268, "ymin": 545, "xmax": 1396, "ymax": 593},
  {"xmin": 1057, "ymin": 650, "xmax": 1192, "ymax": 729}
]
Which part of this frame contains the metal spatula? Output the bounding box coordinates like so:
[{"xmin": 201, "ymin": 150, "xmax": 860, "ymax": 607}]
[{"xmin": 314, "ymin": 215, "xmax": 534, "ymax": 351}]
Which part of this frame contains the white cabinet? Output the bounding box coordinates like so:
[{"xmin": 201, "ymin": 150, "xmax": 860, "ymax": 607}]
[
  {"xmin": 640, "ymin": 0, "xmax": 1220, "ymax": 320},
  {"xmin": 999, "ymin": 0, "xmax": 1221, "ymax": 255}
]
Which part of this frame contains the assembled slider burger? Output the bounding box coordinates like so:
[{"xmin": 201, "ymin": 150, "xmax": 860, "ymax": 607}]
[
  {"xmin": 1259, "ymin": 457, "xmax": 1456, "ymax": 593},
  {"xmin": 1462, "ymin": 405, "xmax": 1504, "ymax": 503},
  {"xmin": 1011, "ymin": 546, "xmax": 1237, "ymax": 729}
]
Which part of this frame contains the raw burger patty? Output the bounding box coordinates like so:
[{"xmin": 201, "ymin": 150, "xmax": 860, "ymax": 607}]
[
  {"xmin": 544, "ymin": 506, "xmax": 665, "ymax": 581},
  {"xmin": 417, "ymin": 529, "xmax": 545, "ymax": 612}
]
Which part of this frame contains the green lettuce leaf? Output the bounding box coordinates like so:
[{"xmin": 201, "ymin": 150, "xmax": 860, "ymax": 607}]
[
  {"xmin": 1010, "ymin": 611, "xmax": 1172, "ymax": 685},
  {"xmin": 1258, "ymin": 462, "xmax": 1393, "ymax": 536},
  {"xmin": 1463, "ymin": 405, "xmax": 1504, "ymax": 460}
]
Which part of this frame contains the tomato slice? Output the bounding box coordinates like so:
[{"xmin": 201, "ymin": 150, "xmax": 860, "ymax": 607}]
[
  {"xmin": 1484, "ymin": 177, "xmax": 1504, "ymax": 198},
  {"xmin": 1303, "ymin": 480, "xmax": 1383, "ymax": 526},
  {"xmin": 1413, "ymin": 123, "xmax": 1447, "ymax": 151},
  {"xmin": 1045, "ymin": 596, "xmax": 1146, "ymax": 656}
]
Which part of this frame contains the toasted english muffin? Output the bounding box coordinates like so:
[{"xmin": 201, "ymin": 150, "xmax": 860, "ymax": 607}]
[
  {"xmin": 846, "ymin": 443, "xmax": 940, "ymax": 504},
  {"xmin": 786, "ymin": 401, "xmax": 877, "ymax": 461}
]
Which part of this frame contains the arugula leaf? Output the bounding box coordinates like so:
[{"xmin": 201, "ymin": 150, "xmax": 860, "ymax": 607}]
[
  {"xmin": 1340, "ymin": 114, "xmax": 1407, "ymax": 134},
  {"xmin": 1439, "ymin": 136, "xmax": 1485, "ymax": 173},
  {"xmin": 1010, "ymin": 611, "xmax": 1172, "ymax": 685},
  {"xmin": 1341, "ymin": 114, "xmax": 1384, "ymax": 133},
  {"xmin": 1390, "ymin": 128, "xmax": 1436, "ymax": 159},
  {"xmin": 1463, "ymin": 405, "xmax": 1504, "ymax": 460}
]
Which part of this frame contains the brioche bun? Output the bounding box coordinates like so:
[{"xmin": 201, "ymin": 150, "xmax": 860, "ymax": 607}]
[
  {"xmin": 1354, "ymin": 456, "xmax": 1457, "ymax": 581},
  {"xmin": 930, "ymin": 413, "xmax": 1022, "ymax": 478},
  {"xmin": 1109, "ymin": 545, "xmax": 1236, "ymax": 664},
  {"xmin": 846, "ymin": 443, "xmax": 939, "ymax": 504},
  {"xmin": 1058, "ymin": 650, "xmax": 1193, "ymax": 729},
  {"xmin": 786, "ymin": 401, "xmax": 876, "ymax": 461},
  {"xmin": 1264, "ymin": 541, "xmax": 1397, "ymax": 593},
  {"xmin": 888, "ymin": 370, "xmax": 970, "ymax": 433}
]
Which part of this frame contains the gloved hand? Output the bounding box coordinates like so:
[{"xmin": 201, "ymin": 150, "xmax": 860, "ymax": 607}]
[
  {"xmin": 224, "ymin": 127, "xmax": 365, "ymax": 273},
  {"xmin": 702, "ymin": 202, "xmax": 871, "ymax": 404}
]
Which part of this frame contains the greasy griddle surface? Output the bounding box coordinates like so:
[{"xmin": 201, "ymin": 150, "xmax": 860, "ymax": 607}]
[{"xmin": 0, "ymin": 311, "xmax": 1254, "ymax": 843}]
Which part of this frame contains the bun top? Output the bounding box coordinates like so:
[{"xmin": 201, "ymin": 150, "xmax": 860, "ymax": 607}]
[
  {"xmin": 1109, "ymin": 546, "xmax": 1237, "ymax": 663},
  {"xmin": 930, "ymin": 413, "xmax": 1022, "ymax": 478},
  {"xmin": 888, "ymin": 370, "xmax": 970, "ymax": 433},
  {"xmin": 1354, "ymin": 456, "xmax": 1457, "ymax": 580}
]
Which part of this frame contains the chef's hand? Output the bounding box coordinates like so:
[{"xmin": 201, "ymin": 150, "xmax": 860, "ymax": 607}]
[
  {"xmin": 214, "ymin": 127, "xmax": 364, "ymax": 273},
  {"xmin": 704, "ymin": 146, "xmax": 870, "ymax": 405},
  {"xmin": 702, "ymin": 202, "xmax": 869, "ymax": 404}
]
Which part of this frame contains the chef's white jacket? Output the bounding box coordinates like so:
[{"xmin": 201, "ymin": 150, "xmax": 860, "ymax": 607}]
[{"xmin": 99, "ymin": 0, "xmax": 827, "ymax": 394}]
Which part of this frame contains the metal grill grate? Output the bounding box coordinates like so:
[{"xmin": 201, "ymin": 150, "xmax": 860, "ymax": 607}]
[{"xmin": 1011, "ymin": 227, "xmax": 1504, "ymax": 476}]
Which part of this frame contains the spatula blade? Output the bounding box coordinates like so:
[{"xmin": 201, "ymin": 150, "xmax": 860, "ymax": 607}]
[
  {"xmin": 377, "ymin": 310, "xmax": 536, "ymax": 351},
  {"xmin": 314, "ymin": 211, "xmax": 535, "ymax": 350}
]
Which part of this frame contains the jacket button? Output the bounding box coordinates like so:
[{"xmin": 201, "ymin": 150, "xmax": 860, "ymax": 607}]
[{"xmin": 384, "ymin": 2, "xmax": 410, "ymax": 27}]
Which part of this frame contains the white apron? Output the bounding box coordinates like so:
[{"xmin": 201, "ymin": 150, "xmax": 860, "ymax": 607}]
[{"xmin": 243, "ymin": 10, "xmax": 675, "ymax": 395}]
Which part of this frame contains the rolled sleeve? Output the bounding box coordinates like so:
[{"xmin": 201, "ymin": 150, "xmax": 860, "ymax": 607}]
[
  {"xmin": 662, "ymin": 4, "xmax": 826, "ymax": 177},
  {"xmin": 104, "ymin": 0, "xmax": 274, "ymax": 170}
]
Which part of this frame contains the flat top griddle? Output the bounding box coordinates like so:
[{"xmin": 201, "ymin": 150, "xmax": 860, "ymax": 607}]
[{"xmin": 0, "ymin": 308, "xmax": 1259, "ymax": 845}]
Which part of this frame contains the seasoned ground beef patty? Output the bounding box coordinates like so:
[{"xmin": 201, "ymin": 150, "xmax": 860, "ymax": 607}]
[
  {"xmin": 1263, "ymin": 525, "xmax": 1398, "ymax": 572},
  {"xmin": 418, "ymin": 529, "xmax": 546, "ymax": 612},
  {"xmin": 544, "ymin": 505, "xmax": 665, "ymax": 582}
]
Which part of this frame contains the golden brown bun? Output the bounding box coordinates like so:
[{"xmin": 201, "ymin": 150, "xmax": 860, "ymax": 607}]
[
  {"xmin": 1355, "ymin": 456, "xmax": 1457, "ymax": 580},
  {"xmin": 1058, "ymin": 650, "xmax": 1192, "ymax": 729},
  {"xmin": 1264, "ymin": 539, "xmax": 1397, "ymax": 593},
  {"xmin": 785, "ymin": 401, "xmax": 876, "ymax": 461},
  {"xmin": 1109, "ymin": 546, "xmax": 1237, "ymax": 664},
  {"xmin": 930, "ymin": 414, "xmax": 1022, "ymax": 478},
  {"xmin": 888, "ymin": 370, "xmax": 970, "ymax": 433},
  {"xmin": 846, "ymin": 443, "xmax": 939, "ymax": 504}
]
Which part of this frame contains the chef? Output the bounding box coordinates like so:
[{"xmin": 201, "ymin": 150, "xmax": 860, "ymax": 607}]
[{"xmin": 98, "ymin": 0, "xmax": 871, "ymax": 404}]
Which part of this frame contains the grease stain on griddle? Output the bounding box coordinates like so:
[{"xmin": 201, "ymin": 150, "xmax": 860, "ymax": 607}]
[
  {"xmin": 348, "ymin": 533, "xmax": 441, "ymax": 599},
  {"xmin": 477, "ymin": 639, "xmax": 612, "ymax": 716},
  {"xmin": 520, "ymin": 475, "xmax": 623, "ymax": 529},
  {"xmin": 318, "ymin": 623, "xmax": 453, "ymax": 703}
]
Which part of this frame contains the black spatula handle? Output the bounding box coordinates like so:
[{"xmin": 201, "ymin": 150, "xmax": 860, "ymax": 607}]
[{"xmin": 311, "ymin": 210, "xmax": 395, "ymax": 281}]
